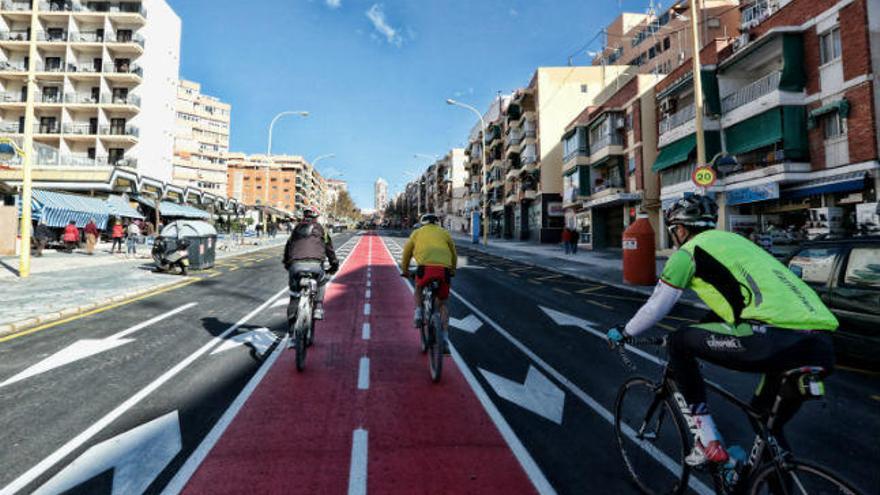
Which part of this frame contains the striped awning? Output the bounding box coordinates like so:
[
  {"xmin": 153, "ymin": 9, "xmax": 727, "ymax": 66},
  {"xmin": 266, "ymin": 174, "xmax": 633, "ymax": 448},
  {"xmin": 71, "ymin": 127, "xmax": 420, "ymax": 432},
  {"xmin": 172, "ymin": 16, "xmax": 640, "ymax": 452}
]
[
  {"xmin": 105, "ymin": 195, "xmax": 145, "ymax": 220},
  {"xmin": 133, "ymin": 197, "xmax": 210, "ymax": 220},
  {"xmin": 28, "ymin": 190, "xmax": 111, "ymax": 229}
]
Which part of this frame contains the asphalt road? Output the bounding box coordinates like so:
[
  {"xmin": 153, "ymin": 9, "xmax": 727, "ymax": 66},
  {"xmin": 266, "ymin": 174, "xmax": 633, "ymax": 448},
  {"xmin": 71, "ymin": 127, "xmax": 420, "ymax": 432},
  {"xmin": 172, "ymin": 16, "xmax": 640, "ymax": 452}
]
[
  {"xmin": 0, "ymin": 232, "xmax": 357, "ymax": 495},
  {"xmin": 0, "ymin": 230, "xmax": 876, "ymax": 495}
]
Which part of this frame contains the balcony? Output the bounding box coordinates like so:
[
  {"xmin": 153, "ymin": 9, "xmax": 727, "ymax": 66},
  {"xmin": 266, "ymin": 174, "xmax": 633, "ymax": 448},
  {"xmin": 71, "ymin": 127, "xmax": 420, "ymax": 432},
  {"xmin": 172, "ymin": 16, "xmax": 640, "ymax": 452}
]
[
  {"xmin": 523, "ymin": 120, "xmax": 536, "ymax": 139},
  {"xmin": 507, "ymin": 127, "xmax": 524, "ymax": 146},
  {"xmin": 36, "ymin": 30, "xmax": 68, "ymax": 42},
  {"xmin": 103, "ymin": 93, "xmax": 141, "ymax": 107},
  {"xmin": 64, "ymin": 92, "xmax": 99, "ymax": 104},
  {"xmin": 590, "ymin": 133, "xmax": 624, "ymax": 154},
  {"xmin": 99, "ymin": 124, "xmax": 139, "ymax": 137},
  {"xmin": 0, "ymin": 30, "xmax": 30, "ymax": 41},
  {"xmin": 0, "ymin": 121, "xmax": 22, "ymax": 133},
  {"xmin": 63, "ymin": 122, "xmax": 98, "ymax": 135},
  {"xmin": 37, "ymin": 90, "xmax": 63, "ymax": 103},
  {"xmin": 0, "ymin": 91, "xmax": 24, "ymax": 103},
  {"xmin": 721, "ymin": 71, "xmax": 781, "ymax": 114},
  {"xmin": 740, "ymin": 0, "xmax": 781, "ymax": 31},
  {"xmin": 659, "ymin": 103, "xmax": 696, "ymax": 135},
  {"xmin": 1, "ymin": 0, "xmax": 31, "ymax": 11},
  {"xmin": 0, "ymin": 60, "xmax": 27, "ymax": 72},
  {"xmin": 36, "ymin": 61, "xmax": 66, "ymax": 73},
  {"xmin": 105, "ymin": 63, "xmax": 143, "ymax": 77},
  {"xmin": 67, "ymin": 62, "xmax": 102, "ymax": 73},
  {"xmin": 34, "ymin": 122, "xmax": 61, "ymax": 134}
]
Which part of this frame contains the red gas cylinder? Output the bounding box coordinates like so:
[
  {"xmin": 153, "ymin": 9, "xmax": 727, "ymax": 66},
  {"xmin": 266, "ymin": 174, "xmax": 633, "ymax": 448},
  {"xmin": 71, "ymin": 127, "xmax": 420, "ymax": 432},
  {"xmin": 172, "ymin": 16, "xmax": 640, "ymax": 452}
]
[{"xmin": 622, "ymin": 213, "xmax": 657, "ymax": 286}]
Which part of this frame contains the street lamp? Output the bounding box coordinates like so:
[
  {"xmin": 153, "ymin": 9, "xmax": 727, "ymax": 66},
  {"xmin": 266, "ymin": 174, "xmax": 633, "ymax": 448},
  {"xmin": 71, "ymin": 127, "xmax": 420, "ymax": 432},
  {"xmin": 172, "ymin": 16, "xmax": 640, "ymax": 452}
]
[
  {"xmin": 265, "ymin": 110, "xmax": 309, "ymax": 227},
  {"xmin": 446, "ymin": 98, "xmax": 488, "ymax": 246},
  {"xmin": 311, "ymin": 153, "xmax": 335, "ymax": 168}
]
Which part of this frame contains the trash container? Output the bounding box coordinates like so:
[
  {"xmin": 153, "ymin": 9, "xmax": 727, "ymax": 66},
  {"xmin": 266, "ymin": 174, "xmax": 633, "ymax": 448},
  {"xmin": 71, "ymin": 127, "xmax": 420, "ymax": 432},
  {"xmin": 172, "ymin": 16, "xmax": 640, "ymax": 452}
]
[
  {"xmin": 622, "ymin": 213, "xmax": 656, "ymax": 286},
  {"xmin": 160, "ymin": 220, "xmax": 217, "ymax": 270}
]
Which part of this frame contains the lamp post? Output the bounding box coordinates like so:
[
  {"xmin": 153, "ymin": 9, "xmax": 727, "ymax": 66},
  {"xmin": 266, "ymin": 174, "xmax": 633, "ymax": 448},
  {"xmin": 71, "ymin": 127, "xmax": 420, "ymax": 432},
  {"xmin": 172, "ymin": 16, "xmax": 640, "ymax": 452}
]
[
  {"xmin": 446, "ymin": 98, "xmax": 488, "ymax": 246},
  {"xmin": 266, "ymin": 110, "xmax": 308, "ymax": 228},
  {"xmin": 311, "ymin": 153, "xmax": 335, "ymax": 168},
  {"xmin": 688, "ymin": 0, "xmax": 707, "ymax": 174}
]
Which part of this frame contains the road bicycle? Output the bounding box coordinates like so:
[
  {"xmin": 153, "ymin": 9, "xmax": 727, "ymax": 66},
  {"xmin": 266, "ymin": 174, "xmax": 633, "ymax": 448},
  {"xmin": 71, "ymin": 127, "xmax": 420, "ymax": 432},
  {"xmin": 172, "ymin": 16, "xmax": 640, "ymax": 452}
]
[
  {"xmin": 404, "ymin": 272, "xmax": 445, "ymax": 382},
  {"xmin": 610, "ymin": 336, "xmax": 863, "ymax": 495},
  {"xmin": 287, "ymin": 270, "xmax": 324, "ymax": 372}
]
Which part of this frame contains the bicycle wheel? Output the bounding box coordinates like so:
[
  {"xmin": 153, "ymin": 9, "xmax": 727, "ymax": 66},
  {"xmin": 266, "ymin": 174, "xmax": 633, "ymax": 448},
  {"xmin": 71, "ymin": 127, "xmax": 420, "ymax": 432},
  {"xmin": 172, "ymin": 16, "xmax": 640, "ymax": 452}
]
[
  {"xmin": 614, "ymin": 377, "xmax": 690, "ymax": 495},
  {"xmin": 749, "ymin": 459, "xmax": 863, "ymax": 495},
  {"xmin": 294, "ymin": 300, "xmax": 311, "ymax": 372},
  {"xmin": 428, "ymin": 314, "xmax": 443, "ymax": 382},
  {"xmin": 419, "ymin": 299, "xmax": 430, "ymax": 354},
  {"xmin": 306, "ymin": 309, "xmax": 316, "ymax": 348}
]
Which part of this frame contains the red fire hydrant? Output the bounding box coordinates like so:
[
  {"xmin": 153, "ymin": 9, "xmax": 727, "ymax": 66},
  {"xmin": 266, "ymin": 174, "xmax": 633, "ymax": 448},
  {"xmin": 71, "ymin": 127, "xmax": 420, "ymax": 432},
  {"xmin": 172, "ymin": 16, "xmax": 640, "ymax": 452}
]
[{"xmin": 622, "ymin": 213, "xmax": 656, "ymax": 286}]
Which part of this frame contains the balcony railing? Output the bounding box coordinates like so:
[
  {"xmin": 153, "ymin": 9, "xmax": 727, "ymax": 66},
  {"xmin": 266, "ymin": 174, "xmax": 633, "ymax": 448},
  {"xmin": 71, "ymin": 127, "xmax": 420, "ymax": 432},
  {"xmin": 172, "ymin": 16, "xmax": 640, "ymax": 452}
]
[
  {"xmin": 0, "ymin": 122, "xmax": 22, "ymax": 133},
  {"xmin": 721, "ymin": 71, "xmax": 781, "ymax": 113},
  {"xmin": 35, "ymin": 123, "xmax": 61, "ymax": 134},
  {"xmin": 0, "ymin": 61, "xmax": 27, "ymax": 72},
  {"xmin": 105, "ymin": 64, "xmax": 143, "ymax": 77},
  {"xmin": 507, "ymin": 127, "xmax": 524, "ymax": 145},
  {"xmin": 0, "ymin": 91, "xmax": 24, "ymax": 102},
  {"xmin": 67, "ymin": 62, "xmax": 101, "ymax": 73},
  {"xmin": 37, "ymin": 1, "xmax": 148, "ymax": 17},
  {"xmin": 590, "ymin": 133, "xmax": 624, "ymax": 153},
  {"xmin": 64, "ymin": 93, "xmax": 98, "ymax": 104},
  {"xmin": 659, "ymin": 103, "xmax": 696, "ymax": 135},
  {"xmin": 523, "ymin": 120, "xmax": 536, "ymax": 138},
  {"xmin": 99, "ymin": 125, "xmax": 139, "ymax": 137},
  {"xmin": 741, "ymin": 0, "xmax": 780, "ymax": 30},
  {"xmin": 36, "ymin": 61, "xmax": 66, "ymax": 72},
  {"xmin": 63, "ymin": 123, "xmax": 98, "ymax": 135},
  {"xmin": 37, "ymin": 91, "xmax": 63, "ymax": 103},
  {"xmin": 103, "ymin": 93, "xmax": 141, "ymax": 106},
  {"xmin": 36, "ymin": 30, "xmax": 68, "ymax": 42},
  {"xmin": 0, "ymin": 30, "xmax": 30, "ymax": 41},
  {"xmin": 591, "ymin": 178, "xmax": 625, "ymax": 195},
  {"xmin": 1, "ymin": 0, "xmax": 31, "ymax": 11},
  {"xmin": 563, "ymin": 136, "xmax": 589, "ymax": 162}
]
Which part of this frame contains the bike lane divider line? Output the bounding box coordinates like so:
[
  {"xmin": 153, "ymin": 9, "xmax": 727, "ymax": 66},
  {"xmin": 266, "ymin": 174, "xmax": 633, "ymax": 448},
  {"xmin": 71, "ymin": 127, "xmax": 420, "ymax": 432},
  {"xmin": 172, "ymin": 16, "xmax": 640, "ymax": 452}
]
[
  {"xmin": 176, "ymin": 235, "xmax": 370, "ymax": 495},
  {"xmin": 358, "ymin": 356, "xmax": 370, "ymax": 390},
  {"xmin": 370, "ymin": 236, "xmax": 542, "ymax": 494},
  {"xmin": 347, "ymin": 428, "xmax": 368, "ymax": 495},
  {"xmin": 0, "ymin": 286, "xmax": 290, "ymax": 495},
  {"xmin": 362, "ymin": 323, "xmax": 371, "ymax": 341}
]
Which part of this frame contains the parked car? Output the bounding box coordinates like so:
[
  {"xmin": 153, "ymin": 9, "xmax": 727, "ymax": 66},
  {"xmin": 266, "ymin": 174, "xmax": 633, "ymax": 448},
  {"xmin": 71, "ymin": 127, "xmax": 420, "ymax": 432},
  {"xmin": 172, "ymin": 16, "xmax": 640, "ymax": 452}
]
[{"xmin": 786, "ymin": 236, "xmax": 880, "ymax": 369}]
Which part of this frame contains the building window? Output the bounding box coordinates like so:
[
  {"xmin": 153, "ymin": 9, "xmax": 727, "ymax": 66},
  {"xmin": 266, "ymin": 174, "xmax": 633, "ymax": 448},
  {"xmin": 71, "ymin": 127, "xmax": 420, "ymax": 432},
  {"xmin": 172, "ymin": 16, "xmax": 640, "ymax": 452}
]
[
  {"xmin": 819, "ymin": 27, "xmax": 841, "ymax": 65},
  {"xmin": 663, "ymin": 37, "xmax": 671, "ymax": 50},
  {"xmin": 823, "ymin": 112, "xmax": 846, "ymax": 139},
  {"xmin": 580, "ymin": 84, "xmax": 588, "ymax": 93}
]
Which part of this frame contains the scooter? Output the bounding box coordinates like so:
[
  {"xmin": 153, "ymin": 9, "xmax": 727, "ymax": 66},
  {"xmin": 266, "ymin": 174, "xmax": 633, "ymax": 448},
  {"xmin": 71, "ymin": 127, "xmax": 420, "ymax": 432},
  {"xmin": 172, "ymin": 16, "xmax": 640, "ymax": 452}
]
[{"xmin": 152, "ymin": 236, "xmax": 191, "ymax": 275}]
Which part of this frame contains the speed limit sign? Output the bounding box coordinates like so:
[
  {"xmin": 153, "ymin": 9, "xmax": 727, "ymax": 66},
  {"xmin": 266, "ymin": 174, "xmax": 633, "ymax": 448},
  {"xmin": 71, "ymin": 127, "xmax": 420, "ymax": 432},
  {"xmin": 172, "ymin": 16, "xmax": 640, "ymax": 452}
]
[{"xmin": 692, "ymin": 166, "xmax": 717, "ymax": 188}]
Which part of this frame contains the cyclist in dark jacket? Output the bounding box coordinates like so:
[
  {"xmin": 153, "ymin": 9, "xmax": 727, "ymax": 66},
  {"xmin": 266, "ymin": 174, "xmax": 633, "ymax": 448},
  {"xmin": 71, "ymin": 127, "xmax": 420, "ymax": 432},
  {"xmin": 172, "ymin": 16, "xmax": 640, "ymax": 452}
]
[{"xmin": 283, "ymin": 208, "xmax": 339, "ymax": 320}]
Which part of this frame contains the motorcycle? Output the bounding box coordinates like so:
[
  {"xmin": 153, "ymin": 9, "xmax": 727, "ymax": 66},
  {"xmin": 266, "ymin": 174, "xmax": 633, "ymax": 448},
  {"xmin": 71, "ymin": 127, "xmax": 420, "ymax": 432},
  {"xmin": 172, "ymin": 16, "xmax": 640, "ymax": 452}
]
[{"xmin": 152, "ymin": 236, "xmax": 191, "ymax": 276}]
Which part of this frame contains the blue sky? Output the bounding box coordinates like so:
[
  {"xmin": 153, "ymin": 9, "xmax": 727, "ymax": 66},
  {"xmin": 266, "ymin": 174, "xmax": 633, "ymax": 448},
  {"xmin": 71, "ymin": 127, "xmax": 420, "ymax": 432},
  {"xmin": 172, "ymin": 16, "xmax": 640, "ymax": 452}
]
[{"xmin": 167, "ymin": 0, "xmax": 653, "ymax": 208}]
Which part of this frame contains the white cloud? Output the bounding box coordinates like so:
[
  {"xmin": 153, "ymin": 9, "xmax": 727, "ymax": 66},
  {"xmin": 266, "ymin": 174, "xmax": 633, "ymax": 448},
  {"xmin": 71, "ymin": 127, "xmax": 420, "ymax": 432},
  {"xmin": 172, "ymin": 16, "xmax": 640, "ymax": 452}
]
[
  {"xmin": 325, "ymin": 0, "xmax": 341, "ymax": 8},
  {"xmin": 366, "ymin": 4, "xmax": 402, "ymax": 47}
]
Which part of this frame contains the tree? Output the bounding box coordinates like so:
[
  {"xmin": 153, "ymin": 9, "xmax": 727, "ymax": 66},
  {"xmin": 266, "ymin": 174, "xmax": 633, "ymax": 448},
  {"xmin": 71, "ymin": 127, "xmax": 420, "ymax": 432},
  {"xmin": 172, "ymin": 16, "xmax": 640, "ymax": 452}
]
[{"xmin": 329, "ymin": 190, "xmax": 362, "ymax": 222}]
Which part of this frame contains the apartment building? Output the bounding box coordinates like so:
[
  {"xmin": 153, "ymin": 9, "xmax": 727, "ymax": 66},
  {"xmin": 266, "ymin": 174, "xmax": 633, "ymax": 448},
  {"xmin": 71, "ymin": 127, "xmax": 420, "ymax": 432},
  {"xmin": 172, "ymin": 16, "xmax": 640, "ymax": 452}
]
[
  {"xmin": 655, "ymin": 0, "xmax": 880, "ymax": 249},
  {"xmin": 561, "ymin": 73, "xmax": 662, "ymax": 249},
  {"xmin": 0, "ymin": 0, "xmax": 181, "ymax": 193},
  {"xmin": 483, "ymin": 66, "xmax": 636, "ymax": 243},
  {"xmin": 172, "ymin": 79, "xmax": 231, "ymax": 194},
  {"xmin": 595, "ymin": 0, "xmax": 741, "ymax": 76},
  {"xmin": 374, "ymin": 177, "xmax": 387, "ymax": 212},
  {"xmin": 325, "ymin": 178, "xmax": 346, "ymax": 207},
  {"xmin": 227, "ymin": 152, "xmax": 308, "ymax": 215}
]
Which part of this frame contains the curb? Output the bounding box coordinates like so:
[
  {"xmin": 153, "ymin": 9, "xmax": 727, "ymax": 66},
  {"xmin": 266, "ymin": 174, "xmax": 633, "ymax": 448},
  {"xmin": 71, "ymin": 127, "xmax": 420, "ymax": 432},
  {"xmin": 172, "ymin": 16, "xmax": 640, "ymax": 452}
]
[
  {"xmin": 454, "ymin": 239, "xmax": 707, "ymax": 310},
  {"xmin": 0, "ymin": 278, "xmax": 190, "ymax": 340}
]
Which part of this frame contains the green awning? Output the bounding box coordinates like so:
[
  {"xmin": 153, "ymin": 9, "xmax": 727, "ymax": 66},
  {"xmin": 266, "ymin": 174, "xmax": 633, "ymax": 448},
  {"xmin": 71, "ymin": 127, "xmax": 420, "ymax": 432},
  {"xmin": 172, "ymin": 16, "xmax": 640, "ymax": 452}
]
[
  {"xmin": 700, "ymin": 69, "xmax": 721, "ymax": 115},
  {"xmin": 807, "ymin": 99, "xmax": 850, "ymax": 129},
  {"xmin": 780, "ymin": 34, "xmax": 806, "ymax": 92},
  {"xmin": 725, "ymin": 109, "xmax": 783, "ymax": 155},
  {"xmin": 652, "ymin": 135, "xmax": 695, "ymax": 172}
]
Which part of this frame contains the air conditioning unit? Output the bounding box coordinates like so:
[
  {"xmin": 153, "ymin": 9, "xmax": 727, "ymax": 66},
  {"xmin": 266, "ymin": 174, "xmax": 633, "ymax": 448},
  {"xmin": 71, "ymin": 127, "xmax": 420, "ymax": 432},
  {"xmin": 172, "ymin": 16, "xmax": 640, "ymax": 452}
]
[
  {"xmin": 659, "ymin": 98, "xmax": 675, "ymax": 115},
  {"xmin": 733, "ymin": 33, "xmax": 750, "ymax": 51},
  {"xmin": 615, "ymin": 116, "xmax": 626, "ymax": 129}
]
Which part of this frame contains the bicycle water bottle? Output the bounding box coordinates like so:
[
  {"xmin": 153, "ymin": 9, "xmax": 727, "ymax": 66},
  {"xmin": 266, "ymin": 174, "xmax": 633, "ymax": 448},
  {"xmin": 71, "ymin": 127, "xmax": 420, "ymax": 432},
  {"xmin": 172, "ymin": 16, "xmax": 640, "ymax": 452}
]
[{"xmin": 722, "ymin": 445, "xmax": 748, "ymax": 487}]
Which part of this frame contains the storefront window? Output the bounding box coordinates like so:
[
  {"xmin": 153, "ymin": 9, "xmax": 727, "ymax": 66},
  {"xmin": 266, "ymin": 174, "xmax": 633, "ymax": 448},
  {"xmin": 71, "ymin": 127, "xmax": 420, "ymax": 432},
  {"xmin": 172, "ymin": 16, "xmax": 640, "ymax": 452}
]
[{"xmin": 844, "ymin": 248, "xmax": 880, "ymax": 289}]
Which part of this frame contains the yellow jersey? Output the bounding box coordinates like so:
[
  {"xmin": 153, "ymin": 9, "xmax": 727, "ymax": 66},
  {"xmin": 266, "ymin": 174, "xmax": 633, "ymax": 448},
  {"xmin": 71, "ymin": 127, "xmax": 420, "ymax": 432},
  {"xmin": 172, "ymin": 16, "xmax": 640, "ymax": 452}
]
[{"xmin": 401, "ymin": 224, "xmax": 457, "ymax": 271}]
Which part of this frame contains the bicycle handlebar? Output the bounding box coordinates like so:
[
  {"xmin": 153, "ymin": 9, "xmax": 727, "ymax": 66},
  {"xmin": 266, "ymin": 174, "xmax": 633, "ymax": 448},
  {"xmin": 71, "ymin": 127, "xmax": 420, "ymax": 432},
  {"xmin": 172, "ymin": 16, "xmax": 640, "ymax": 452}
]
[{"xmin": 610, "ymin": 335, "xmax": 667, "ymax": 372}]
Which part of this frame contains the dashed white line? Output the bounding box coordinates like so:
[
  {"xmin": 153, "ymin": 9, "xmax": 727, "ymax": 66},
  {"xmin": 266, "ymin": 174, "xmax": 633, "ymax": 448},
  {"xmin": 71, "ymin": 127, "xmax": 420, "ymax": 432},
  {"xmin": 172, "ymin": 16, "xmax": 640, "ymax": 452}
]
[
  {"xmin": 366, "ymin": 280, "xmax": 371, "ymax": 288},
  {"xmin": 347, "ymin": 429, "xmax": 368, "ymax": 495},
  {"xmin": 365, "ymin": 289, "xmax": 371, "ymax": 299},
  {"xmin": 362, "ymin": 323, "xmax": 370, "ymax": 340},
  {"xmin": 357, "ymin": 357, "xmax": 370, "ymax": 390},
  {"xmin": 363, "ymin": 303, "xmax": 371, "ymax": 316}
]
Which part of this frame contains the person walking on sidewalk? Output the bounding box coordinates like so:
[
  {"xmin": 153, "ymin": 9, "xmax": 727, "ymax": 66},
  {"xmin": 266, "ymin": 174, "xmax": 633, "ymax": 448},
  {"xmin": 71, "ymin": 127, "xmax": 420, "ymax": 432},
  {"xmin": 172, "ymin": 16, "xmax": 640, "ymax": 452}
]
[
  {"xmin": 32, "ymin": 220, "xmax": 53, "ymax": 257},
  {"xmin": 110, "ymin": 219, "xmax": 124, "ymax": 254},
  {"xmin": 561, "ymin": 227, "xmax": 572, "ymax": 255},
  {"xmin": 570, "ymin": 226, "xmax": 580, "ymax": 254},
  {"xmin": 126, "ymin": 221, "xmax": 141, "ymax": 257},
  {"xmin": 62, "ymin": 220, "xmax": 80, "ymax": 253},
  {"xmin": 84, "ymin": 218, "xmax": 99, "ymax": 255}
]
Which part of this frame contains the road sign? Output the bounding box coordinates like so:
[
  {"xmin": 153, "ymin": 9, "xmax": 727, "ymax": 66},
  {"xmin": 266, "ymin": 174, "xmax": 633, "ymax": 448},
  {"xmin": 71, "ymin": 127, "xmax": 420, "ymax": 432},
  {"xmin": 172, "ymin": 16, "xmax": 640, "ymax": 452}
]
[{"xmin": 692, "ymin": 166, "xmax": 717, "ymax": 188}]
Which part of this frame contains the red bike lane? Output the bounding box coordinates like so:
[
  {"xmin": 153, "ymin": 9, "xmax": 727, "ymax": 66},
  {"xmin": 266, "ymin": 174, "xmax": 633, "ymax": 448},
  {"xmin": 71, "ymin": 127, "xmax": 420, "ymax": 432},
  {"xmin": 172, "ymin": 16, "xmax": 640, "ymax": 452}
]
[{"xmin": 180, "ymin": 233, "xmax": 536, "ymax": 494}]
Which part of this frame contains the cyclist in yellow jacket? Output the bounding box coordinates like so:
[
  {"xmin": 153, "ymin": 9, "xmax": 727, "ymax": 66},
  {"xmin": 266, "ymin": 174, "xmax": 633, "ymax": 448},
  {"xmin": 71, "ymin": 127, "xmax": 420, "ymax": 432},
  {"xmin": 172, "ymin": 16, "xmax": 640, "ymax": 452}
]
[{"xmin": 400, "ymin": 213, "xmax": 458, "ymax": 334}]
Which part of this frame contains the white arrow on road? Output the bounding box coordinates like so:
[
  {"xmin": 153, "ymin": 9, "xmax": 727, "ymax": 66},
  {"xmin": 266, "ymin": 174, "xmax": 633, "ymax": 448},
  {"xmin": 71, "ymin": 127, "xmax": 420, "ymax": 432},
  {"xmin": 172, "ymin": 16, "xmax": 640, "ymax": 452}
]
[
  {"xmin": 479, "ymin": 366, "xmax": 565, "ymax": 424},
  {"xmin": 211, "ymin": 327, "xmax": 277, "ymax": 357},
  {"xmin": 449, "ymin": 314, "xmax": 482, "ymax": 334},
  {"xmin": 33, "ymin": 411, "xmax": 182, "ymax": 495},
  {"xmin": 540, "ymin": 306, "xmax": 663, "ymax": 366},
  {"xmin": 0, "ymin": 302, "xmax": 197, "ymax": 388}
]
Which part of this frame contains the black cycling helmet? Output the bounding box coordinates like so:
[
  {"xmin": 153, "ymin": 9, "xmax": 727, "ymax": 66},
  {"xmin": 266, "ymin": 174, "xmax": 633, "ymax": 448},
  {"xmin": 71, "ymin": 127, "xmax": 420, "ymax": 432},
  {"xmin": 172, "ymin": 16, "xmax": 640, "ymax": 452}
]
[
  {"xmin": 665, "ymin": 195, "xmax": 718, "ymax": 229},
  {"xmin": 419, "ymin": 213, "xmax": 440, "ymax": 224},
  {"xmin": 301, "ymin": 207, "xmax": 319, "ymax": 220}
]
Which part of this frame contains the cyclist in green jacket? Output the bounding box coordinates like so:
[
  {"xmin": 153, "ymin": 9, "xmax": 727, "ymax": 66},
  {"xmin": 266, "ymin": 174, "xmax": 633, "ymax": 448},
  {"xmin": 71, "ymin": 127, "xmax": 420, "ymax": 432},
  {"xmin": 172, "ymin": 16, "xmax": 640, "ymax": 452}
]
[{"xmin": 607, "ymin": 195, "xmax": 837, "ymax": 466}]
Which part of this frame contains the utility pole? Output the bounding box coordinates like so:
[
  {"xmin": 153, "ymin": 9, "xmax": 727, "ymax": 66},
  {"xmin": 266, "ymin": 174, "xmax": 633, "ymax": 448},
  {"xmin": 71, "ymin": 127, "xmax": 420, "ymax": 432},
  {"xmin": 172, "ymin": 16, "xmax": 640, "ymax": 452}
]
[
  {"xmin": 17, "ymin": 0, "xmax": 40, "ymax": 278},
  {"xmin": 689, "ymin": 0, "xmax": 707, "ymax": 173}
]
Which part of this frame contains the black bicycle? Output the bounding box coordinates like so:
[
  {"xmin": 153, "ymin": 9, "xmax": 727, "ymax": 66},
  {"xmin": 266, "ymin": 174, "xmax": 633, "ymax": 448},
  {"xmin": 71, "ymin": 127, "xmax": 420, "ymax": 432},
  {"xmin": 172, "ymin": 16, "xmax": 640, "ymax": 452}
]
[
  {"xmin": 288, "ymin": 272, "xmax": 322, "ymax": 371},
  {"xmin": 611, "ymin": 336, "xmax": 863, "ymax": 495},
  {"xmin": 404, "ymin": 273, "xmax": 444, "ymax": 382}
]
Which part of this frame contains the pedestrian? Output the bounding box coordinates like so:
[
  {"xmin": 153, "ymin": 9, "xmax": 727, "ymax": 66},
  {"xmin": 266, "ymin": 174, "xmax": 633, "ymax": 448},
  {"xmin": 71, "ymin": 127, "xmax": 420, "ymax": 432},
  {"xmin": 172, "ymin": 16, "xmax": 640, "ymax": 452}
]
[
  {"xmin": 84, "ymin": 218, "xmax": 99, "ymax": 255},
  {"xmin": 570, "ymin": 226, "xmax": 579, "ymax": 254},
  {"xmin": 62, "ymin": 220, "xmax": 80, "ymax": 253},
  {"xmin": 126, "ymin": 220, "xmax": 141, "ymax": 256},
  {"xmin": 111, "ymin": 218, "xmax": 124, "ymax": 253},
  {"xmin": 32, "ymin": 220, "xmax": 53, "ymax": 257},
  {"xmin": 561, "ymin": 227, "xmax": 572, "ymax": 255}
]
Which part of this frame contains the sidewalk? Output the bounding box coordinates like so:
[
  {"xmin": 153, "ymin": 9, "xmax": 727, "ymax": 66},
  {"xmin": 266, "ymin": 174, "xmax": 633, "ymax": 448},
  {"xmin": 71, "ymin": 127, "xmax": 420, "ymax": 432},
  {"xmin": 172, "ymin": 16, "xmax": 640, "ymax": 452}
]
[
  {"xmin": 0, "ymin": 236, "xmax": 287, "ymax": 334},
  {"xmin": 452, "ymin": 234, "xmax": 704, "ymax": 307}
]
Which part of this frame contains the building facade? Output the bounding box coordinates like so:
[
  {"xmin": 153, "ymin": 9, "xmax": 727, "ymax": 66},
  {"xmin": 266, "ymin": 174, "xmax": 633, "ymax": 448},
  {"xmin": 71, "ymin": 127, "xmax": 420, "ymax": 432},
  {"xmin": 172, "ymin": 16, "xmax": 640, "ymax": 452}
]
[
  {"xmin": 374, "ymin": 177, "xmax": 387, "ymax": 212},
  {"xmin": 0, "ymin": 0, "xmax": 182, "ymax": 193},
  {"xmin": 325, "ymin": 178, "xmax": 346, "ymax": 207},
  {"xmin": 226, "ymin": 152, "xmax": 311, "ymax": 215},
  {"xmin": 172, "ymin": 79, "xmax": 230, "ymax": 194}
]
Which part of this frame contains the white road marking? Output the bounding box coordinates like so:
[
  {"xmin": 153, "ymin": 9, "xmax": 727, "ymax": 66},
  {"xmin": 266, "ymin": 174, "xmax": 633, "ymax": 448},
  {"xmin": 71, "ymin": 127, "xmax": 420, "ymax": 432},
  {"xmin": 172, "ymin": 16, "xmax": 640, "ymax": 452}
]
[
  {"xmin": 34, "ymin": 411, "xmax": 182, "ymax": 495},
  {"xmin": 480, "ymin": 366, "xmax": 565, "ymax": 425},
  {"xmin": 163, "ymin": 236, "xmax": 365, "ymax": 495},
  {"xmin": 347, "ymin": 429, "xmax": 368, "ymax": 495},
  {"xmin": 358, "ymin": 357, "xmax": 370, "ymax": 390},
  {"xmin": 0, "ymin": 289, "xmax": 287, "ymax": 495},
  {"xmin": 270, "ymin": 298, "xmax": 287, "ymax": 309},
  {"xmin": 362, "ymin": 323, "xmax": 370, "ymax": 340},
  {"xmin": 365, "ymin": 289, "xmax": 371, "ymax": 299},
  {"xmin": 366, "ymin": 280, "xmax": 371, "ymax": 288},
  {"xmin": 449, "ymin": 314, "xmax": 482, "ymax": 334},
  {"xmin": 210, "ymin": 327, "xmax": 277, "ymax": 357},
  {"xmin": 363, "ymin": 303, "xmax": 370, "ymax": 316},
  {"xmin": 0, "ymin": 302, "xmax": 197, "ymax": 388}
]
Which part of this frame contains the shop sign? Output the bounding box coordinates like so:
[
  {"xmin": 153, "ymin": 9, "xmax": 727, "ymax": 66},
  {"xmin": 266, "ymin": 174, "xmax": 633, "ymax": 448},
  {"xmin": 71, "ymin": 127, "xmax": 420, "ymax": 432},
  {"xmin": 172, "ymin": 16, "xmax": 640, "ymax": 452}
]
[
  {"xmin": 726, "ymin": 183, "xmax": 780, "ymax": 206},
  {"xmin": 692, "ymin": 166, "xmax": 717, "ymax": 188},
  {"xmin": 547, "ymin": 202, "xmax": 564, "ymax": 217}
]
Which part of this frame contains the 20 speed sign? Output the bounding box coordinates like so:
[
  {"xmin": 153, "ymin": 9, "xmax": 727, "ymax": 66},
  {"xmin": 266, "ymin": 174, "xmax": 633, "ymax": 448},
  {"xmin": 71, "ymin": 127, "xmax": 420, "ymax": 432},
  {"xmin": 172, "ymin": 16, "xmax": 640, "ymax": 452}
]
[{"xmin": 692, "ymin": 166, "xmax": 717, "ymax": 188}]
